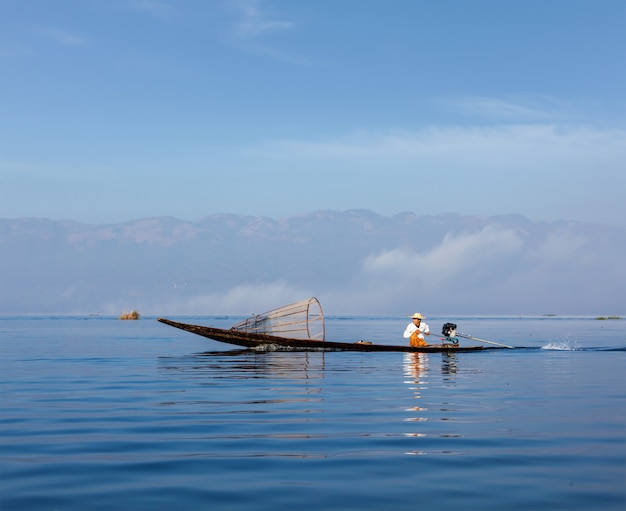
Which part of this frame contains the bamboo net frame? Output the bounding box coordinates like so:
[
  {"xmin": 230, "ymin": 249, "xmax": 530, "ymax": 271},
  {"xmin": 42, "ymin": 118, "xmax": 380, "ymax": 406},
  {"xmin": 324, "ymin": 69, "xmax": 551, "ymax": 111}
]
[{"xmin": 230, "ymin": 297, "xmax": 325, "ymax": 341}]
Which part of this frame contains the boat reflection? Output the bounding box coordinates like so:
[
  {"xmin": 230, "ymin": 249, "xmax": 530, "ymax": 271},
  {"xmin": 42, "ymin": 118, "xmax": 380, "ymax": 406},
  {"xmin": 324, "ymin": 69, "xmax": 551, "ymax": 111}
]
[
  {"xmin": 159, "ymin": 350, "xmax": 326, "ymax": 384},
  {"xmin": 442, "ymin": 352, "xmax": 458, "ymax": 376},
  {"xmin": 402, "ymin": 352, "xmax": 462, "ymax": 454},
  {"xmin": 403, "ymin": 352, "xmax": 429, "ymax": 417},
  {"xmin": 156, "ymin": 350, "xmax": 328, "ymax": 459}
]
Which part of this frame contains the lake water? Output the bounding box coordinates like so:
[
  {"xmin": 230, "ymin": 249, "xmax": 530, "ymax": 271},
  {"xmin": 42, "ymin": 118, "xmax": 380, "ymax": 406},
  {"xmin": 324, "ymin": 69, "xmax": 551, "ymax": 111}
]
[{"xmin": 1, "ymin": 315, "xmax": 625, "ymax": 510}]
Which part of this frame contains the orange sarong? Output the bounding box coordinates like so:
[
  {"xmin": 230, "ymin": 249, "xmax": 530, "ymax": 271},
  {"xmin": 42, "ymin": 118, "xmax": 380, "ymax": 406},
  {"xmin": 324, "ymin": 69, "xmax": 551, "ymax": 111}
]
[{"xmin": 410, "ymin": 331, "xmax": 428, "ymax": 347}]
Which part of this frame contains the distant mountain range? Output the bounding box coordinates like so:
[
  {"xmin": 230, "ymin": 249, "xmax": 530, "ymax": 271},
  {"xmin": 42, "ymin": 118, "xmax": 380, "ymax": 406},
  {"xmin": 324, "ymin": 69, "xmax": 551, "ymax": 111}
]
[{"xmin": 1, "ymin": 210, "xmax": 624, "ymax": 316}]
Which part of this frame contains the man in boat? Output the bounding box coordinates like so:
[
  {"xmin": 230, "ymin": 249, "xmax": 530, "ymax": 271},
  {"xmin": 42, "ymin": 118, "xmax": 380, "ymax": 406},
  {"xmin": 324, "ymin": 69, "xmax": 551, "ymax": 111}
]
[{"xmin": 403, "ymin": 313, "xmax": 431, "ymax": 347}]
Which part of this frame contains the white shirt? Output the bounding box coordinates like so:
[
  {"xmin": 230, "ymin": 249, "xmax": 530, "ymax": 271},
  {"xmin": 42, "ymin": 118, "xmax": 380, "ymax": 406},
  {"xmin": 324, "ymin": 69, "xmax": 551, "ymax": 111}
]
[{"xmin": 403, "ymin": 321, "xmax": 430, "ymax": 339}]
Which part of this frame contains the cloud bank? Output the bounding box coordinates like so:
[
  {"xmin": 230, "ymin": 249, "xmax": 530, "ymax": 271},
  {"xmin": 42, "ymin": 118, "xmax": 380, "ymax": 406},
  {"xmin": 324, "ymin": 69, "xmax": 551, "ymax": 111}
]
[{"xmin": 2, "ymin": 212, "xmax": 624, "ymax": 317}]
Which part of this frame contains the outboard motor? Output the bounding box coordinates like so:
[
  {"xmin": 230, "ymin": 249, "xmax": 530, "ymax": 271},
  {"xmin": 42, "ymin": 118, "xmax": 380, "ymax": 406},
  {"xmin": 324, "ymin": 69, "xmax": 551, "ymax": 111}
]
[{"xmin": 442, "ymin": 323, "xmax": 458, "ymax": 344}]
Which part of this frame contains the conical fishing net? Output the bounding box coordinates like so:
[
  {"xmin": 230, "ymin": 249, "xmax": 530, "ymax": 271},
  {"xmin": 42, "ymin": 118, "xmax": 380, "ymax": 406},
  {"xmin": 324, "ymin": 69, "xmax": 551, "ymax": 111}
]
[{"xmin": 231, "ymin": 297, "xmax": 325, "ymax": 341}]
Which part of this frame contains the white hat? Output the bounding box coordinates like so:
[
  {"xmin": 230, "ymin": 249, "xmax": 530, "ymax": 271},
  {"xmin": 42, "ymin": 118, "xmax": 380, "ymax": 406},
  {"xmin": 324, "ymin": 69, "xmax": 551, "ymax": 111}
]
[{"xmin": 410, "ymin": 313, "xmax": 426, "ymax": 319}]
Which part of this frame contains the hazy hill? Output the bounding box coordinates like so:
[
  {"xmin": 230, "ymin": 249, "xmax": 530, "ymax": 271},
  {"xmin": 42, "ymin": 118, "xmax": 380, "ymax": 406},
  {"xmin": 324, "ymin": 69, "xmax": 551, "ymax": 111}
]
[{"xmin": 1, "ymin": 210, "xmax": 624, "ymax": 316}]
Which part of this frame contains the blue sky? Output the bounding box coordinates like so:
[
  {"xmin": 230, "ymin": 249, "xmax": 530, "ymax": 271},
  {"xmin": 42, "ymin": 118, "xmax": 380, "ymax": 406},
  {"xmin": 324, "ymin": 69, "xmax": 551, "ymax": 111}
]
[{"xmin": 1, "ymin": 0, "xmax": 625, "ymax": 226}]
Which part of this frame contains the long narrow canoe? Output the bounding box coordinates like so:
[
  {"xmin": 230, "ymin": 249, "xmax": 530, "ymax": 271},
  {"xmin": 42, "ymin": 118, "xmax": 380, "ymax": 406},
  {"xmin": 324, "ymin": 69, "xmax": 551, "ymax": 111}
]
[{"xmin": 157, "ymin": 318, "xmax": 496, "ymax": 353}]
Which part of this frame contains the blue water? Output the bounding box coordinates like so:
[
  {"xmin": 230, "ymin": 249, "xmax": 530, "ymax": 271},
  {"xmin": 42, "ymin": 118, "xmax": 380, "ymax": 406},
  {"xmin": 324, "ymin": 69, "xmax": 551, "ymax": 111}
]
[{"xmin": 1, "ymin": 316, "xmax": 625, "ymax": 510}]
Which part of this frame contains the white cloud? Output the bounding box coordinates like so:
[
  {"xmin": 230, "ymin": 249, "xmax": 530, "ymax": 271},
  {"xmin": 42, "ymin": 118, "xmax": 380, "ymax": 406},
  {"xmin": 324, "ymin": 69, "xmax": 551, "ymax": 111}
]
[
  {"xmin": 40, "ymin": 29, "xmax": 86, "ymax": 46},
  {"xmin": 167, "ymin": 281, "xmax": 312, "ymax": 315},
  {"xmin": 260, "ymin": 123, "xmax": 626, "ymax": 170},
  {"xmin": 444, "ymin": 96, "xmax": 560, "ymax": 122},
  {"xmin": 529, "ymin": 230, "xmax": 589, "ymax": 265},
  {"xmin": 246, "ymin": 122, "xmax": 626, "ymax": 225},
  {"xmin": 442, "ymin": 95, "xmax": 625, "ymax": 126},
  {"xmin": 233, "ymin": 0, "xmax": 294, "ymax": 38},
  {"xmin": 132, "ymin": 1, "xmax": 179, "ymax": 21},
  {"xmin": 363, "ymin": 226, "xmax": 524, "ymax": 288},
  {"xmin": 324, "ymin": 224, "xmax": 625, "ymax": 315}
]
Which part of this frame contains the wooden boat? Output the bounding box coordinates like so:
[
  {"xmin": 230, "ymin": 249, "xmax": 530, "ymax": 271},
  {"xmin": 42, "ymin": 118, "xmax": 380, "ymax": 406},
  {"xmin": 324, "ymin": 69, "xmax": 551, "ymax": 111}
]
[
  {"xmin": 157, "ymin": 297, "xmax": 502, "ymax": 353},
  {"xmin": 157, "ymin": 317, "xmax": 494, "ymax": 352}
]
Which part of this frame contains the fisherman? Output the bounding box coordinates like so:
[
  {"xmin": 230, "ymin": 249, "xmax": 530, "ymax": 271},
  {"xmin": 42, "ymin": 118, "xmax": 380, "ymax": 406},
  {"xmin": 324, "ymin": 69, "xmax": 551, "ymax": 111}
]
[{"xmin": 403, "ymin": 313, "xmax": 431, "ymax": 347}]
